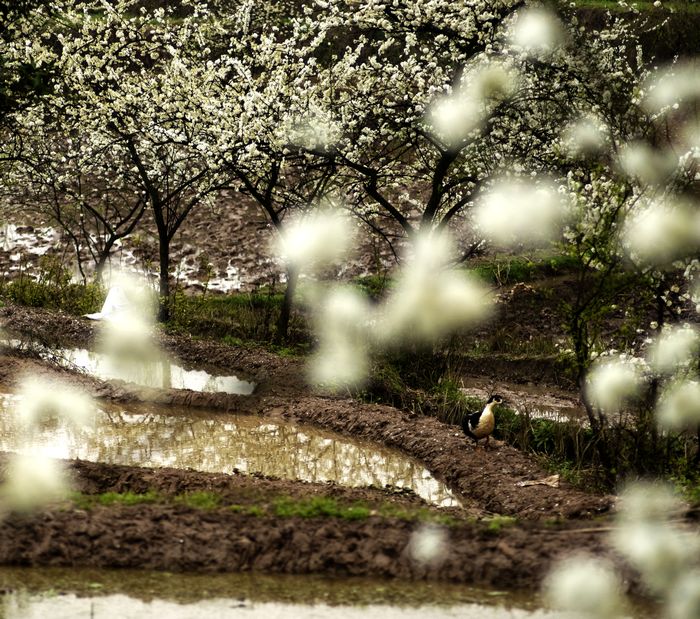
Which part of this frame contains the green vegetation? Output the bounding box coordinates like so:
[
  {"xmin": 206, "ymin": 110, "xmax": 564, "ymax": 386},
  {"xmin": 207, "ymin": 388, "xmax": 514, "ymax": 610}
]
[
  {"xmin": 484, "ymin": 515, "xmax": 518, "ymax": 533},
  {"xmin": 0, "ymin": 258, "xmax": 104, "ymax": 316},
  {"xmin": 273, "ymin": 496, "xmax": 370, "ymax": 520},
  {"xmin": 68, "ymin": 491, "xmax": 460, "ymax": 524},
  {"xmin": 174, "ymin": 491, "xmax": 222, "ymax": 510},
  {"xmin": 468, "ymin": 253, "xmax": 579, "ymax": 287}
]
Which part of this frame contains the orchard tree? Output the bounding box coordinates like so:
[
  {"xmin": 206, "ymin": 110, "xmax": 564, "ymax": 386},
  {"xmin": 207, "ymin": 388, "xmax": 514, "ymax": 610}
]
[
  {"xmin": 275, "ymin": 1, "xmax": 648, "ymax": 261},
  {"xmin": 5, "ymin": 110, "xmax": 148, "ymax": 281},
  {"xmin": 19, "ymin": 0, "xmax": 231, "ymax": 320}
]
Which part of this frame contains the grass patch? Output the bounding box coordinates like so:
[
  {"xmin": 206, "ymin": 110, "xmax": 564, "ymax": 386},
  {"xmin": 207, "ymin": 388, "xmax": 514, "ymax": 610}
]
[
  {"xmin": 273, "ymin": 496, "xmax": 371, "ymax": 520},
  {"xmin": 0, "ymin": 258, "xmax": 104, "ymax": 316},
  {"xmin": 167, "ymin": 289, "xmax": 309, "ymax": 349},
  {"xmin": 468, "ymin": 253, "xmax": 579, "ymax": 287},
  {"xmin": 484, "ymin": 515, "xmax": 518, "ymax": 533},
  {"xmin": 174, "ymin": 491, "xmax": 222, "ymax": 510}
]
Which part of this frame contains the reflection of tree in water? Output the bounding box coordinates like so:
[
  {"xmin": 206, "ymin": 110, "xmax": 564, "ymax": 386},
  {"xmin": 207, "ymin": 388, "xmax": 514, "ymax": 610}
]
[{"xmin": 0, "ymin": 400, "xmax": 457, "ymax": 506}]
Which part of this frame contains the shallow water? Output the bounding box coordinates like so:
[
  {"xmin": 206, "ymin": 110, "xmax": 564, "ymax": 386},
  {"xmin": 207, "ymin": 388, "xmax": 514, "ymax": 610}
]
[
  {"xmin": 0, "ymin": 396, "xmax": 459, "ymax": 507},
  {"xmin": 0, "ymin": 567, "xmax": 555, "ymax": 619},
  {"xmin": 54, "ymin": 347, "xmax": 256, "ymax": 395}
]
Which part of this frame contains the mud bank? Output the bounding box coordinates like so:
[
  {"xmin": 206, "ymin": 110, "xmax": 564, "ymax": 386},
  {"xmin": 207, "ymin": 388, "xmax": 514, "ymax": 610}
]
[{"xmin": 0, "ymin": 304, "xmax": 629, "ymax": 590}]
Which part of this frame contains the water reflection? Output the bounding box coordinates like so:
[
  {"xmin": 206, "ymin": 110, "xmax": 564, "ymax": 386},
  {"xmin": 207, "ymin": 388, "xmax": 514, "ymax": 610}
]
[
  {"xmin": 0, "ymin": 396, "xmax": 459, "ymax": 507},
  {"xmin": 54, "ymin": 348, "xmax": 255, "ymax": 395},
  {"xmin": 0, "ymin": 593, "xmax": 558, "ymax": 619}
]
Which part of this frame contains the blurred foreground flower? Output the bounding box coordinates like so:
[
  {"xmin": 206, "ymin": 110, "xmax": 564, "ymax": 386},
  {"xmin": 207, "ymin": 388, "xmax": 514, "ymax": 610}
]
[
  {"xmin": 585, "ymin": 357, "xmax": 643, "ymax": 413},
  {"xmin": 642, "ymin": 61, "xmax": 700, "ymax": 112},
  {"xmin": 623, "ymin": 199, "xmax": 699, "ymax": 267},
  {"xmin": 96, "ymin": 272, "xmax": 161, "ymax": 366},
  {"xmin": 618, "ymin": 142, "xmax": 678, "ymax": 186},
  {"xmin": 377, "ymin": 232, "xmax": 492, "ymax": 343},
  {"xmin": 657, "ymin": 380, "xmax": 700, "ymax": 430},
  {"xmin": 407, "ymin": 524, "xmax": 448, "ymax": 566},
  {"xmin": 474, "ymin": 178, "xmax": 565, "ymax": 247},
  {"xmin": 0, "ymin": 453, "xmax": 70, "ymax": 512},
  {"xmin": 561, "ymin": 114, "xmax": 608, "ymax": 158},
  {"xmin": 273, "ymin": 208, "xmax": 355, "ymax": 272},
  {"xmin": 428, "ymin": 62, "xmax": 517, "ymax": 149},
  {"xmin": 648, "ymin": 325, "xmax": 699, "ymax": 374},
  {"xmin": 509, "ymin": 7, "xmax": 565, "ymax": 57},
  {"xmin": 308, "ymin": 286, "xmax": 371, "ymax": 388},
  {"xmin": 611, "ymin": 483, "xmax": 700, "ymax": 593},
  {"xmin": 543, "ymin": 554, "xmax": 624, "ymax": 618},
  {"xmin": 16, "ymin": 376, "xmax": 95, "ymax": 428}
]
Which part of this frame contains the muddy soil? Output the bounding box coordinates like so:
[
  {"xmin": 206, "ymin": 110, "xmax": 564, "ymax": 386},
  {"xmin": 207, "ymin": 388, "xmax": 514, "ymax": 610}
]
[{"xmin": 0, "ymin": 303, "xmax": 637, "ymax": 592}]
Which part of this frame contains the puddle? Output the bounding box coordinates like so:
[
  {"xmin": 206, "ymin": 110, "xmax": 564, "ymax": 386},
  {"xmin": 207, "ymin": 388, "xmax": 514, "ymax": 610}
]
[
  {"xmin": 0, "ymin": 566, "xmax": 558, "ymax": 619},
  {"xmin": 0, "ymin": 396, "xmax": 459, "ymax": 507},
  {"xmin": 10, "ymin": 342, "xmax": 256, "ymax": 395}
]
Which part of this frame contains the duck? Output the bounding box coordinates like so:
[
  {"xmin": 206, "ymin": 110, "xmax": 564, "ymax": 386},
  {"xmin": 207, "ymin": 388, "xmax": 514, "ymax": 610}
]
[{"xmin": 461, "ymin": 394, "xmax": 504, "ymax": 448}]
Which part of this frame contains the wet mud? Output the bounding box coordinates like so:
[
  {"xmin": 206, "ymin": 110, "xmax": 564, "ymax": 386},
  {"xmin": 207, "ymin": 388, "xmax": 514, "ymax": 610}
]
[{"xmin": 0, "ymin": 304, "xmax": 630, "ymax": 591}]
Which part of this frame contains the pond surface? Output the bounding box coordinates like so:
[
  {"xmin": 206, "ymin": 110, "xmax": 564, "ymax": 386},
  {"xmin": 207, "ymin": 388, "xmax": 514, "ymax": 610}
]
[
  {"xmin": 53, "ymin": 347, "xmax": 256, "ymax": 395},
  {"xmin": 0, "ymin": 567, "xmax": 557, "ymax": 619},
  {"xmin": 0, "ymin": 396, "xmax": 459, "ymax": 507}
]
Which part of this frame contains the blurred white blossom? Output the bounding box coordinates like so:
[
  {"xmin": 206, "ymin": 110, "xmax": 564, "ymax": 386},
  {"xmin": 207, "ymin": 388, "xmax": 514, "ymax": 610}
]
[
  {"xmin": 585, "ymin": 357, "xmax": 643, "ymax": 412},
  {"xmin": 618, "ymin": 142, "xmax": 677, "ymax": 185},
  {"xmin": 510, "ymin": 7, "xmax": 565, "ymax": 57},
  {"xmin": 623, "ymin": 199, "xmax": 699, "ymax": 266},
  {"xmin": 612, "ymin": 483, "xmax": 698, "ymax": 593},
  {"xmin": 657, "ymin": 380, "xmax": 700, "ymax": 430},
  {"xmin": 643, "ymin": 62, "xmax": 700, "ymax": 112},
  {"xmin": 474, "ymin": 178, "xmax": 565, "ymax": 247},
  {"xmin": 274, "ymin": 209, "xmax": 355, "ymax": 272},
  {"xmin": 308, "ymin": 285, "xmax": 371, "ymax": 388},
  {"xmin": 428, "ymin": 92, "xmax": 483, "ymax": 149},
  {"xmin": 16, "ymin": 376, "xmax": 95, "ymax": 428},
  {"xmin": 407, "ymin": 524, "xmax": 448, "ymax": 566},
  {"xmin": 612, "ymin": 521, "xmax": 699, "ymax": 593},
  {"xmin": 616, "ymin": 482, "xmax": 681, "ymax": 523},
  {"xmin": 428, "ymin": 62, "xmax": 517, "ymax": 149},
  {"xmin": 543, "ymin": 554, "xmax": 624, "ymax": 618},
  {"xmin": 648, "ymin": 325, "xmax": 699, "ymax": 374},
  {"xmin": 0, "ymin": 453, "xmax": 70, "ymax": 512},
  {"xmin": 377, "ymin": 232, "xmax": 492, "ymax": 343},
  {"xmin": 561, "ymin": 114, "xmax": 608, "ymax": 157},
  {"xmin": 668, "ymin": 571, "xmax": 700, "ymax": 619}
]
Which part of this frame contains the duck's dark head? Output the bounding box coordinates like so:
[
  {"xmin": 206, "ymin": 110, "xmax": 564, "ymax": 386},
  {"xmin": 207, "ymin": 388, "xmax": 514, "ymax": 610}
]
[{"xmin": 487, "ymin": 394, "xmax": 504, "ymax": 405}]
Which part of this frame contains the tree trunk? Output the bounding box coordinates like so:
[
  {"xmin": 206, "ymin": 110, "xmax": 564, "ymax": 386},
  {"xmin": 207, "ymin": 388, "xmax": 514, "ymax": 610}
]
[
  {"xmin": 157, "ymin": 234, "xmax": 170, "ymax": 322},
  {"xmin": 275, "ymin": 265, "xmax": 298, "ymax": 343}
]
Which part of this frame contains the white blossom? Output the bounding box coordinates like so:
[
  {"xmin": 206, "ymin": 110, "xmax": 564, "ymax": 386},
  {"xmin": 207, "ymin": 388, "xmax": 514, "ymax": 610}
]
[
  {"xmin": 543, "ymin": 554, "xmax": 624, "ymax": 618},
  {"xmin": 274, "ymin": 209, "xmax": 355, "ymax": 272},
  {"xmin": 474, "ymin": 178, "xmax": 565, "ymax": 247},
  {"xmin": 15, "ymin": 376, "xmax": 95, "ymax": 428},
  {"xmin": 585, "ymin": 357, "xmax": 643, "ymax": 412},
  {"xmin": 1, "ymin": 453, "xmax": 71, "ymax": 512},
  {"xmin": 648, "ymin": 325, "xmax": 699, "ymax": 374},
  {"xmin": 657, "ymin": 380, "xmax": 700, "ymax": 430}
]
